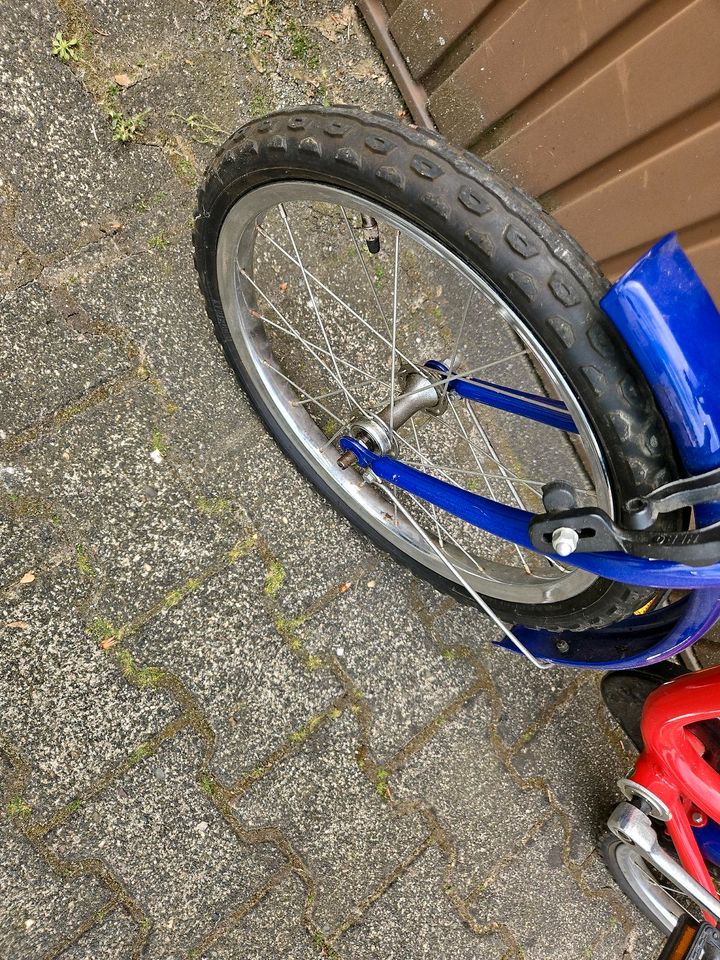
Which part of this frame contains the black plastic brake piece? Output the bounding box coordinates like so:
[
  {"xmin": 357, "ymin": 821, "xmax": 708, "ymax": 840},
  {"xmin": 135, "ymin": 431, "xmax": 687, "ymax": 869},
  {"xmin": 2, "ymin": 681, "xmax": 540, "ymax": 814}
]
[{"xmin": 529, "ymin": 476, "xmax": 720, "ymax": 567}]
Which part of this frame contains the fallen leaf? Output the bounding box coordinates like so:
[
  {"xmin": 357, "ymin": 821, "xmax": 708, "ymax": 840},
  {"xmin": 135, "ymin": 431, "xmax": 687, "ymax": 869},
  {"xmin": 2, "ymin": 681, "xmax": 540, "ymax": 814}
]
[
  {"xmin": 278, "ymin": 281, "xmax": 288, "ymax": 292},
  {"xmin": 99, "ymin": 636, "xmax": 118, "ymax": 650},
  {"xmin": 108, "ymin": 221, "xmax": 122, "ymax": 232},
  {"xmin": 6, "ymin": 621, "xmax": 30, "ymax": 630},
  {"xmin": 113, "ymin": 72, "xmax": 132, "ymax": 87},
  {"xmin": 348, "ymin": 59, "xmax": 382, "ymax": 82},
  {"xmin": 339, "ymin": 581, "xmax": 352, "ymax": 593},
  {"xmin": 248, "ymin": 50, "xmax": 265, "ymax": 73},
  {"xmin": 19, "ymin": 571, "xmax": 35, "ymax": 584},
  {"xmin": 312, "ymin": 4, "xmax": 355, "ymax": 42}
]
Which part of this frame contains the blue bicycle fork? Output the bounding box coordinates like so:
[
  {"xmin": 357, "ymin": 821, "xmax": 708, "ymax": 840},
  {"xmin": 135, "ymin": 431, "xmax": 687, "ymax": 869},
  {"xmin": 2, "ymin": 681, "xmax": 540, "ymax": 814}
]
[{"xmin": 339, "ymin": 234, "xmax": 720, "ymax": 669}]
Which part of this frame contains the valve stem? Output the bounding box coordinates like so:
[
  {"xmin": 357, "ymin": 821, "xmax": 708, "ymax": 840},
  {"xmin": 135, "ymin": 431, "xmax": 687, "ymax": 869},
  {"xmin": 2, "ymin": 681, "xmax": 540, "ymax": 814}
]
[{"xmin": 361, "ymin": 215, "xmax": 380, "ymax": 254}]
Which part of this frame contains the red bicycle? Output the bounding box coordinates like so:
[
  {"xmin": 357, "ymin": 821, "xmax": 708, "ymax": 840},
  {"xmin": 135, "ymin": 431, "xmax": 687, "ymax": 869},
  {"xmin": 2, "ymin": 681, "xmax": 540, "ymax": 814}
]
[{"xmin": 602, "ymin": 662, "xmax": 720, "ymax": 954}]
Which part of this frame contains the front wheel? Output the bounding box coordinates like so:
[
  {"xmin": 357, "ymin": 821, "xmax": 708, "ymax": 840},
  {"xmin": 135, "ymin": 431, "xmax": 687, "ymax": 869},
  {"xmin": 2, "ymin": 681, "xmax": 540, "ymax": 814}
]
[{"xmin": 193, "ymin": 105, "xmax": 681, "ymax": 631}]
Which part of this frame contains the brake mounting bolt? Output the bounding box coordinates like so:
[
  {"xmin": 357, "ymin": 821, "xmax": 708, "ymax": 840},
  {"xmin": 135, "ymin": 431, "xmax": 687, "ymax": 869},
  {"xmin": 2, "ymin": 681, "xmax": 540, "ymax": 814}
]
[{"xmin": 552, "ymin": 526, "xmax": 579, "ymax": 557}]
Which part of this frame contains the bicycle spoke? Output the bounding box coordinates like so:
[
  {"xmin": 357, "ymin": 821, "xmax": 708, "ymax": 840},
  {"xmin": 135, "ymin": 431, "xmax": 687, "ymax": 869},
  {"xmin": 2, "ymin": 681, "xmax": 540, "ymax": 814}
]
[
  {"xmin": 448, "ymin": 401, "xmax": 532, "ymax": 575},
  {"xmin": 340, "ymin": 206, "xmax": 392, "ymax": 338},
  {"xmin": 257, "ymin": 224, "xmax": 429, "ymax": 381},
  {"xmin": 364, "ymin": 476, "xmax": 553, "ymax": 670},
  {"xmin": 278, "ymin": 203, "xmax": 352, "ymax": 410},
  {"xmin": 241, "ymin": 270, "xmax": 387, "ymax": 391},
  {"xmin": 390, "ymin": 229, "xmax": 400, "ymax": 433},
  {"xmin": 443, "ymin": 287, "xmax": 473, "ymax": 400},
  {"xmin": 463, "ymin": 400, "xmax": 571, "ymax": 572}
]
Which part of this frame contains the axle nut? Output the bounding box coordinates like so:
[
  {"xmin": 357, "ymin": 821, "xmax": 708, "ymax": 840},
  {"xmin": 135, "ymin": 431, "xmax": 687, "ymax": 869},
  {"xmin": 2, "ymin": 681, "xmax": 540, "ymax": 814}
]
[{"xmin": 551, "ymin": 526, "xmax": 579, "ymax": 557}]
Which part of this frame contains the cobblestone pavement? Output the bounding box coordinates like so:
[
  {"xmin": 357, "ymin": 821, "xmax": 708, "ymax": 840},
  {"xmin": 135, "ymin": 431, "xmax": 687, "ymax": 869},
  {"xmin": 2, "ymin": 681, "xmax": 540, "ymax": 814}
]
[{"xmin": 2, "ymin": 1, "xmax": 711, "ymax": 957}]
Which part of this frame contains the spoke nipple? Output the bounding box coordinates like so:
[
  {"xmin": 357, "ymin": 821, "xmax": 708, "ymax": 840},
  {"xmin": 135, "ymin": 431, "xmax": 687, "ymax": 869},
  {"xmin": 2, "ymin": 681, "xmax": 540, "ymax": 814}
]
[
  {"xmin": 337, "ymin": 451, "xmax": 358, "ymax": 470},
  {"xmin": 551, "ymin": 526, "xmax": 579, "ymax": 557}
]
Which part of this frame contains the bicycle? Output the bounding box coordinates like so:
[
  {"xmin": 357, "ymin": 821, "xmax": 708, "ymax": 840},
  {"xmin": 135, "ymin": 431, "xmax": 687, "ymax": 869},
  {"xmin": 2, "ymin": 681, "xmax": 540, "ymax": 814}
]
[
  {"xmin": 602, "ymin": 661, "xmax": 720, "ymax": 956},
  {"xmin": 193, "ymin": 106, "xmax": 720, "ymax": 954},
  {"xmin": 193, "ymin": 104, "xmax": 720, "ymax": 672}
]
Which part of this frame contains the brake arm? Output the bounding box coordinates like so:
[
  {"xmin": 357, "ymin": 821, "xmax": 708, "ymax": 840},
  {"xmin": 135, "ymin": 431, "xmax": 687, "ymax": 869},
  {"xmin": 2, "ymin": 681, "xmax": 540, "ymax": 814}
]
[{"xmin": 529, "ymin": 470, "xmax": 720, "ymax": 567}]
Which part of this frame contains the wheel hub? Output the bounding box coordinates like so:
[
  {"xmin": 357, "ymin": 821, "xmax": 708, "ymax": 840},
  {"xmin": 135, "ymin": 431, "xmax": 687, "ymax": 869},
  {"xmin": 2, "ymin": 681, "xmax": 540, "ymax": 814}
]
[{"xmin": 337, "ymin": 364, "xmax": 447, "ymax": 468}]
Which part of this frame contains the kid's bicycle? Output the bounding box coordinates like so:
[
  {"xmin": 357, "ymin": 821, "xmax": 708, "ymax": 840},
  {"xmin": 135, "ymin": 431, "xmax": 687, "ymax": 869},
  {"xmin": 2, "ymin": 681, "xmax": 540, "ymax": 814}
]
[
  {"xmin": 602, "ymin": 661, "xmax": 720, "ymax": 957},
  {"xmin": 193, "ymin": 105, "xmax": 720, "ymax": 954}
]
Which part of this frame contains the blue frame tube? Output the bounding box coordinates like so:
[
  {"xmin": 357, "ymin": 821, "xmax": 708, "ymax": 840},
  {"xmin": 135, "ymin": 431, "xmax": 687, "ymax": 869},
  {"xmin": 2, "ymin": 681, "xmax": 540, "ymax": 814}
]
[
  {"xmin": 424, "ymin": 360, "xmax": 577, "ymax": 433},
  {"xmin": 339, "ymin": 436, "xmax": 720, "ymax": 590},
  {"xmin": 340, "ymin": 234, "xmax": 720, "ymax": 668}
]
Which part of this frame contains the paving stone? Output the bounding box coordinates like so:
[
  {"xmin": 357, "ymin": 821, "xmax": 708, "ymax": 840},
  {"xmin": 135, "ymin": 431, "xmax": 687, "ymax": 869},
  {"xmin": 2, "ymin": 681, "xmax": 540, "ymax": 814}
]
[
  {"xmin": 0, "ymin": 508, "xmax": 69, "ymax": 590},
  {"xmin": 13, "ymin": 383, "xmax": 248, "ymax": 626},
  {"xmin": 307, "ymin": 562, "xmax": 475, "ymax": 761},
  {"xmin": 0, "ymin": 283, "xmax": 131, "ymax": 437},
  {"xmin": 0, "ymin": 816, "xmax": 105, "ymax": 959},
  {"xmin": 338, "ymin": 844, "xmax": 508, "ymax": 959},
  {"xmin": 428, "ymin": 599, "xmax": 587, "ymax": 747},
  {"xmin": 211, "ymin": 425, "xmax": 380, "ymax": 619},
  {"xmin": 84, "ymin": 0, "xmax": 218, "ymax": 65},
  {"xmin": 512, "ymin": 678, "xmax": 629, "ymax": 862},
  {"xmin": 0, "ymin": 570, "xmax": 178, "ymax": 816},
  {"xmin": 470, "ymin": 815, "xmax": 621, "ymax": 960},
  {"xmin": 234, "ymin": 712, "xmax": 427, "ymax": 931},
  {"xmin": 393, "ymin": 692, "xmax": 548, "ymax": 898},
  {"xmin": 131, "ymin": 553, "xmax": 342, "ymax": 785},
  {"xmin": 0, "ymin": 2, "xmax": 170, "ymax": 259},
  {"xmin": 62, "ymin": 909, "xmax": 139, "ymax": 960},
  {"xmin": 66, "ymin": 241, "xmax": 265, "ymax": 490},
  {"xmin": 48, "ymin": 729, "xmax": 282, "ymax": 959},
  {"xmin": 202, "ymin": 872, "xmax": 317, "ymax": 960}
]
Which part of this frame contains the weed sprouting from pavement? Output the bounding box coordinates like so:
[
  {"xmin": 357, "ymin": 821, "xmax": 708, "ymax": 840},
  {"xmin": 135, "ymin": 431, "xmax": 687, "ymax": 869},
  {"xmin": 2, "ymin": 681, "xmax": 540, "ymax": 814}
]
[{"xmin": 51, "ymin": 31, "xmax": 82, "ymax": 61}]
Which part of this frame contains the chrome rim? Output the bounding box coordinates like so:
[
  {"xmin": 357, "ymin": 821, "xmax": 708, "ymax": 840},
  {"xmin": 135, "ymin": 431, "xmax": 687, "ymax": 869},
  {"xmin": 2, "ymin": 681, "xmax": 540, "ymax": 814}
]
[
  {"xmin": 616, "ymin": 842, "xmax": 698, "ymax": 933},
  {"xmin": 216, "ymin": 181, "xmax": 614, "ymax": 605}
]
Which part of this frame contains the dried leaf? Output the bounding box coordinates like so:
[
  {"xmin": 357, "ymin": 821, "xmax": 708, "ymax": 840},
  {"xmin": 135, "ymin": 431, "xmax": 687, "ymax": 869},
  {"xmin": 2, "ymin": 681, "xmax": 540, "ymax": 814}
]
[
  {"xmin": 348, "ymin": 59, "xmax": 383, "ymax": 82},
  {"xmin": 248, "ymin": 50, "xmax": 265, "ymax": 73},
  {"xmin": 6, "ymin": 621, "xmax": 30, "ymax": 630},
  {"xmin": 312, "ymin": 4, "xmax": 355, "ymax": 42},
  {"xmin": 99, "ymin": 636, "xmax": 118, "ymax": 650},
  {"xmin": 108, "ymin": 221, "xmax": 122, "ymax": 232},
  {"xmin": 113, "ymin": 72, "xmax": 132, "ymax": 87},
  {"xmin": 339, "ymin": 581, "xmax": 352, "ymax": 594},
  {"xmin": 19, "ymin": 571, "xmax": 35, "ymax": 584},
  {"xmin": 278, "ymin": 281, "xmax": 288, "ymax": 292}
]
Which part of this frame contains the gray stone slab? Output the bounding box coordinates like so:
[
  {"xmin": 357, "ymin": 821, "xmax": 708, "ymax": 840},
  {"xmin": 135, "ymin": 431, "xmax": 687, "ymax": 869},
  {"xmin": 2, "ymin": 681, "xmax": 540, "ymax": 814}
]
[
  {"xmin": 207, "ymin": 425, "xmax": 380, "ymax": 620},
  {"xmin": 0, "ymin": 283, "xmax": 130, "ymax": 437},
  {"xmin": 48, "ymin": 729, "xmax": 282, "ymax": 959},
  {"xmin": 13, "ymin": 382, "xmax": 248, "ymax": 626},
  {"xmin": 84, "ymin": 0, "xmax": 218, "ymax": 65},
  {"xmin": 393, "ymin": 692, "xmax": 549, "ymax": 899},
  {"xmin": 202, "ymin": 872, "xmax": 317, "ymax": 960},
  {"xmin": 0, "ymin": 817, "xmax": 105, "ymax": 959},
  {"xmin": 62, "ymin": 909, "xmax": 138, "ymax": 960},
  {"xmin": 470, "ymin": 816, "xmax": 622, "ymax": 960},
  {"xmin": 0, "ymin": 570, "xmax": 178, "ymax": 816},
  {"xmin": 0, "ymin": 509, "xmax": 69, "ymax": 591},
  {"xmin": 338, "ymin": 844, "xmax": 508, "ymax": 959},
  {"xmin": 233, "ymin": 712, "xmax": 427, "ymax": 931},
  {"xmin": 307, "ymin": 560, "xmax": 476, "ymax": 761},
  {"xmin": 428, "ymin": 599, "xmax": 587, "ymax": 747},
  {"xmin": 131, "ymin": 552, "xmax": 343, "ymax": 785},
  {"xmin": 0, "ymin": 2, "xmax": 170, "ymax": 259},
  {"xmin": 512, "ymin": 678, "xmax": 630, "ymax": 862}
]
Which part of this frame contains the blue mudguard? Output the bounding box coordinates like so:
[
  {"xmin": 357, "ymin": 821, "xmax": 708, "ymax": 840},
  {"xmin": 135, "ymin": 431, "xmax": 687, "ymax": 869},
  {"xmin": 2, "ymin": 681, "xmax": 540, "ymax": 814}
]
[{"xmin": 502, "ymin": 234, "xmax": 720, "ymax": 667}]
